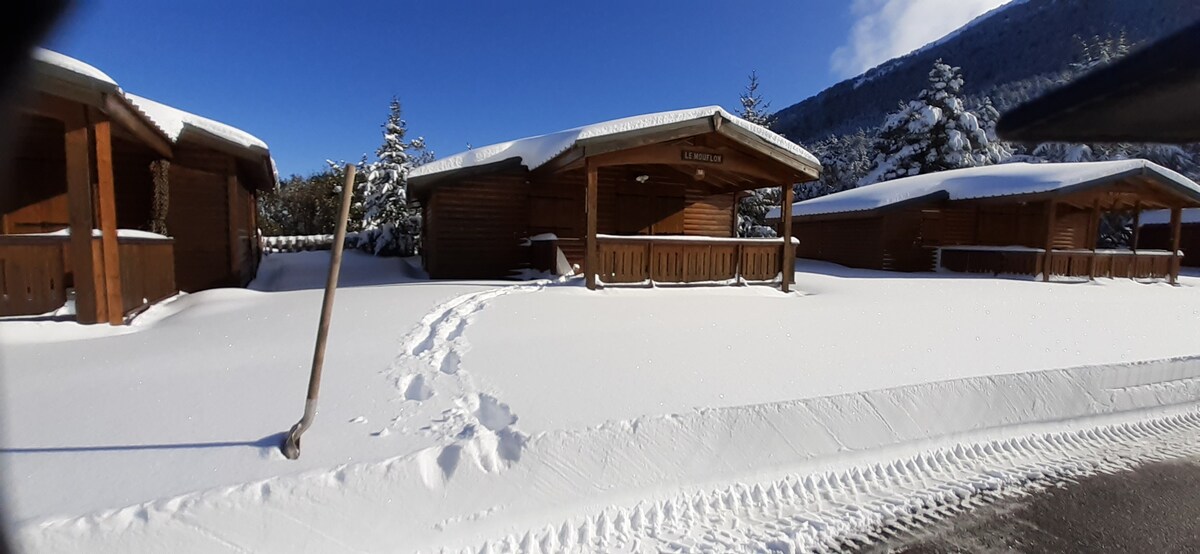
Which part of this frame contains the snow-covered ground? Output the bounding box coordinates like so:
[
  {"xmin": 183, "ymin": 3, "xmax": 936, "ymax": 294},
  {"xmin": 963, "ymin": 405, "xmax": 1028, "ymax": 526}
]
[{"xmin": 3, "ymin": 252, "xmax": 1200, "ymax": 553}]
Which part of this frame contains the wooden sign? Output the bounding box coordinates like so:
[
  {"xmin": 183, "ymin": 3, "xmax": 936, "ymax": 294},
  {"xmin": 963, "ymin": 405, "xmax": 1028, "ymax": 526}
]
[{"xmin": 681, "ymin": 150, "xmax": 723, "ymax": 164}]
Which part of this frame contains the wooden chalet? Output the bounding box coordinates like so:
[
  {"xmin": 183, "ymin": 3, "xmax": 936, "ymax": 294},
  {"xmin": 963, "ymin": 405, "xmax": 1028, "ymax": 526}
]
[
  {"xmin": 768, "ymin": 160, "xmax": 1200, "ymax": 283},
  {"xmin": 0, "ymin": 49, "xmax": 276, "ymax": 323},
  {"xmin": 408, "ymin": 107, "xmax": 820, "ymax": 290},
  {"xmin": 1139, "ymin": 208, "xmax": 1200, "ymax": 268}
]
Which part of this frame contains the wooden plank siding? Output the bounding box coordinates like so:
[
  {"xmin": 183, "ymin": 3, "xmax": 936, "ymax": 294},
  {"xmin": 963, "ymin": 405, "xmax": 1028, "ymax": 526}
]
[
  {"xmin": 167, "ymin": 164, "xmax": 233, "ymax": 291},
  {"xmin": 794, "ymin": 216, "xmax": 885, "ymax": 269},
  {"xmin": 423, "ymin": 171, "xmax": 532, "ymax": 279}
]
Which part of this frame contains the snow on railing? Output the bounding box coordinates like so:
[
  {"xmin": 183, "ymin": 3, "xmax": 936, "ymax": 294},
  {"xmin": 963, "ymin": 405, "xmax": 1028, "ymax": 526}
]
[{"xmin": 262, "ymin": 232, "xmax": 361, "ymax": 254}]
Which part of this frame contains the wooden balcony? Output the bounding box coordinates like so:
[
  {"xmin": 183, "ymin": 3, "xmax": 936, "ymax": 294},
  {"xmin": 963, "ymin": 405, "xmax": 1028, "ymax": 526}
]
[
  {"xmin": 938, "ymin": 246, "xmax": 1179, "ymax": 280},
  {"xmin": 0, "ymin": 234, "xmax": 176, "ymax": 317},
  {"xmin": 595, "ymin": 234, "xmax": 797, "ymax": 285}
]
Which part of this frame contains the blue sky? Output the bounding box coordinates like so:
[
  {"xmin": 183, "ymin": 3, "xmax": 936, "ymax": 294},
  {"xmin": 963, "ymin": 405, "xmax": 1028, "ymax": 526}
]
[{"xmin": 44, "ymin": 1, "xmax": 1006, "ymax": 177}]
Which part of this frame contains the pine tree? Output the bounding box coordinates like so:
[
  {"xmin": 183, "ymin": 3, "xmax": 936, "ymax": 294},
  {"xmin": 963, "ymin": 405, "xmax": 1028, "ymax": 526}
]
[
  {"xmin": 736, "ymin": 71, "xmax": 781, "ymax": 236},
  {"xmin": 738, "ymin": 71, "xmax": 777, "ymax": 128},
  {"xmin": 357, "ymin": 97, "xmax": 433, "ymax": 256},
  {"xmin": 803, "ymin": 130, "xmax": 874, "ymax": 199},
  {"xmin": 862, "ymin": 60, "xmax": 1004, "ymax": 185}
]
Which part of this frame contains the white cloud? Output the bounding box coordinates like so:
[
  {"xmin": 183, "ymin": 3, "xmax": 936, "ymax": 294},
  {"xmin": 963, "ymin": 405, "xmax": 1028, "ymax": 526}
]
[{"xmin": 830, "ymin": 0, "xmax": 1012, "ymax": 78}]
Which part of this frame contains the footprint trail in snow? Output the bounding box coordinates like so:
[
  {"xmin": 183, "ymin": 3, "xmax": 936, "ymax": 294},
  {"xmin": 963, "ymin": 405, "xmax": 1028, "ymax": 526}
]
[{"xmin": 379, "ymin": 281, "xmax": 549, "ymax": 483}]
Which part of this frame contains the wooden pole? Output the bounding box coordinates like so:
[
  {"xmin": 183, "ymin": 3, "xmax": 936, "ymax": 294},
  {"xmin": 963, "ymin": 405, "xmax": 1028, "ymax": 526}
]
[
  {"xmin": 780, "ymin": 183, "xmax": 794, "ymax": 292},
  {"xmin": 64, "ymin": 108, "xmax": 102, "ymax": 324},
  {"xmin": 1130, "ymin": 201, "xmax": 1142, "ymax": 251},
  {"xmin": 281, "ymin": 164, "xmax": 357, "ymax": 460},
  {"xmin": 1169, "ymin": 206, "xmax": 1182, "ymax": 285},
  {"xmin": 93, "ymin": 120, "xmax": 124, "ymax": 324},
  {"xmin": 1089, "ymin": 198, "xmax": 1101, "ymax": 279},
  {"xmin": 585, "ymin": 161, "xmax": 598, "ymax": 290},
  {"xmin": 227, "ymin": 161, "xmax": 242, "ymax": 284},
  {"xmin": 1042, "ymin": 199, "xmax": 1056, "ymax": 282}
]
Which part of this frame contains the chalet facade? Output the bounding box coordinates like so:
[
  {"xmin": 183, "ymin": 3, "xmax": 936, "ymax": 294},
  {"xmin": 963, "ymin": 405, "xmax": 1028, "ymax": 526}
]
[
  {"xmin": 768, "ymin": 160, "xmax": 1200, "ymax": 282},
  {"xmin": 408, "ymin": 107, "xmax": 820, "ymax": 290},
  {"xmin": 0, "ymin": 49, "xmax": 275, "ymax": 323}
]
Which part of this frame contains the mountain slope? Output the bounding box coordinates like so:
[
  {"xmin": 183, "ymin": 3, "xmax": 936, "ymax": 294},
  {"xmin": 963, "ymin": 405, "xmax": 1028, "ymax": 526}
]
[{"xmin": 775, "ymin": 0, "xmax": 1200, "ymax": 144}]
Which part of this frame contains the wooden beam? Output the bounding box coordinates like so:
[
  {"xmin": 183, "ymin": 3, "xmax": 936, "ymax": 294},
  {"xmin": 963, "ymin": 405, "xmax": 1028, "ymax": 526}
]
[
  {"xmin": 93, "ymin": 119, "xmax": 124, "ymax": 324},
  {"xmin": 1042, "ymin": 199, "xmax": 1056, "ymax": 282},
  {"xmin": 1131, "ymin": 201, "xmax": 1141, "ymax": 251},
  {"xmin": 585, "ymin": 160, "xmax": 598, "ymax": 290},
  {"xmin": 1170, "ymin": 206, "xmax": 1182, "ymax": 285},
  {"xmin": 103, "ymin": 93, "xmax": 173, "ymax": 158},
  {"xmin": 1089, "ymin": 198, "xmax": 1101, "ymax": 279},
  {"xmin": 780, "ymin": 183, "xmax": 794, "ymax": 293},
  {"xmin": 64, "ymin": 107, "xmax": 103, "ymax": 324},
  {"xmin": 227, "ymin": 160, "xmax": 241, "ymax": 282}
]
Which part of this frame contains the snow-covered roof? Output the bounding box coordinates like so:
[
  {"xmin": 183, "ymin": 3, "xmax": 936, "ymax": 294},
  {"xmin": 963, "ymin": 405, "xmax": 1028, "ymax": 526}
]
[
  {"xmin": 32, "ymin": 48, "xmax": 117, "ymax": 88},
  {"xmin": 410, "ymin": 106, "xmax": 819, "ymax": 181},
  {"xmin": 30, "ymin": 49, "xmax": 270, "ymax": 157},
  {"xmin": 1139, "ymin": 208, "xmax": 1200, "ymax": 226},
  {"xmin": 769, "ymin": 160, "xmax": 1200, "ymax": 219},
  {"xmin": 124, "ymin": 93, "xmax": 269, "ymax": 152}
]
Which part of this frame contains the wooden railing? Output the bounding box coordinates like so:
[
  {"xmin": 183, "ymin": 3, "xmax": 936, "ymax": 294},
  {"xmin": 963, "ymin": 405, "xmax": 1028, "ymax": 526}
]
[
  {"xmin": 0, "ymin": 234, "xmax": 176, "ymax": 317},
  {"xmin": 938, "ymin": 246, "xmax": 1178, "ymax": 280},
  {"xmin": 596, "ymin": 234, "xmax": 796, "ymax": 285}
]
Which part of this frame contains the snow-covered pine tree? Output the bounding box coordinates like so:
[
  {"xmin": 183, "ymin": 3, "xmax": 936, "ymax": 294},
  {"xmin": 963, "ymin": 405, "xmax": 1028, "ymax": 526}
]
[
  {"xmin": 803, "ymin": 130, "xmax": 874, "ymax": 200},
  {"xmin": 972, "ymin": 96, "xmax": 1013, "ymax": 165},
  {"xmin": 862, "ymin": 60, "xmax": 1003, "ymax": 185},
  {"xmin": 738, "ymin": 71, "xmax": 777, "ymax": 128},
  {"xmin": 357, "ymin": 97, "xmax": 433, "ymax": 256},
  {"xmin": 736, "ymin": 71, "xmax": 782, "ymax": 237}
]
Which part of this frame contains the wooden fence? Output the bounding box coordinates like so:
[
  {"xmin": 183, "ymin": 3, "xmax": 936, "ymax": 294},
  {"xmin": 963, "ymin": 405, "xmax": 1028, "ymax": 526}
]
[
  {"xmin": 596, "ymin": 235, "xmax": 792, "ymax": 285},
  {"xmin": 0, "ymin": 234, "xmax": 176, "ymax": 317},
  {"xmin": 939, "ymin": 246, "xmax": 1177, "ymax": 280}
]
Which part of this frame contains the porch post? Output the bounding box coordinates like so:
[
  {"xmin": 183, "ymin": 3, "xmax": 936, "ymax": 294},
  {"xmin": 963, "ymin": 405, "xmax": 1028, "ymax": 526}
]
[
  {"xmin": 227, "ymin": 159, "xmax": 241, "ymax": 284},
  {"xmin": 1088, "ymin": 198, "xmax": 1100, "ymax": 279},
  {"xmin": 1169, "ymin": 206, "xmax": 1182, "ymax": 285},
  {"xmin": 584, "ymin": 160, "xmax": 598, "ymax": 290},
  {"xmin": 1130, "ymin": 201, "xmax": 1142, "ymax": 251},
  {"xmin": 94, "ymin": 119, "xmax": 124, "ymax": 324},
  {"xmin": 780, "ymin": 183, "xmax": 794, "ymax": 293},
  {"xmin": 1041, "ymin": 199, "xmax": 1056, "ymax": 282},
  {"xmin": 64, "ymin": 108, "xmax": 104, "ymax": 324}
]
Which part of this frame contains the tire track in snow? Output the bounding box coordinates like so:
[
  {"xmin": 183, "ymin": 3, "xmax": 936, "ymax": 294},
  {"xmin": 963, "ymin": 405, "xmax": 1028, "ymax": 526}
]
[
  {"xmin": 380, "ymin": 280, "xmax": 550, "ymax": 485},
  {"xmin": 463, "ymin": 406, "xmax": 1200, "ymax": 554}
]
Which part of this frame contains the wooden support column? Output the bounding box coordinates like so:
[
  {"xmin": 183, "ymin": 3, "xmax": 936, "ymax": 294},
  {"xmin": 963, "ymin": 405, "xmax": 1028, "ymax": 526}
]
[
  {"xmin": 1169, "ymin": 206, "xmax": 1182, "ymax": 285},
  {"xmin": 1131, "ymin": 201, "xmax": 1142, "ymax": 251},
  {"xmin": 64, "ymin": 108, "xmax": 104, "ymax": 324},
  {"xmin": 1041, "ymin": 199, "xmax": 1056, "ymax": 282},
  {"xmin": 1088, "ymin": 198, "xmax": 1101, "ymax": 279},
  {"xmin": 780, "ymin": 183, "xmax": 794, "ymax": 292},
  {"xmin": 227, "ymin": 160, "xmax": 241, "ymax": 283},
  {"xmin": 584, "ymin": 160, "xmax": 598, "ymax": 290},
  {"xmin": 93, "ymin": 119, "xmax": 124, "ymax": 324}
]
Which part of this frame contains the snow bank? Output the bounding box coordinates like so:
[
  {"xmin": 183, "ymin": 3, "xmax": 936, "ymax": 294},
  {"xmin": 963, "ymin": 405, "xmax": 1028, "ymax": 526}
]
[
  {"xmin": 410, "ymin": 106, "xmax": 818, "ymax": 180},
  {"xmin": 15, "ymin": 356, "xmax": 1200, "ymax": 553},
  {"xmin": 6, "ymin": 254, "xmax": 1200, "ymax": 552},
  {"xmin": 769, "ymin": 160, "xmax": 1200, "ymax": 219}
]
